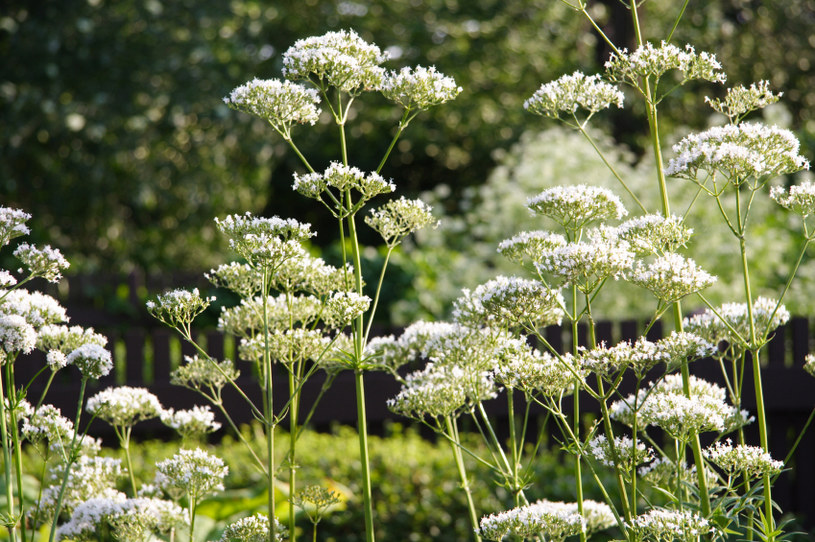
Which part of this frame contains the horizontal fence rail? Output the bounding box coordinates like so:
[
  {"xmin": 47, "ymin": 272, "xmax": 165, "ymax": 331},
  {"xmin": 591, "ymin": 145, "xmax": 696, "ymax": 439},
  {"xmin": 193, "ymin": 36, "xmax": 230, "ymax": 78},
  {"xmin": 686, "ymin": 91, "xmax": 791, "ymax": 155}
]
[{"xmin": 18, "ymin": 272, "xmax": 815, "ymax": 528}]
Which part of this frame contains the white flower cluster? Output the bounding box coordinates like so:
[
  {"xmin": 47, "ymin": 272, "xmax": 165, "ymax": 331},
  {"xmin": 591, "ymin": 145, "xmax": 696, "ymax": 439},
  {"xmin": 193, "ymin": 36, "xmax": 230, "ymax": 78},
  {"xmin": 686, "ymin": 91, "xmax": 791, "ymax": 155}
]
[
  {"xmin": 40, "ymin": 456, "xmax": 125, "ymax": 516},
  {"xmin": 381, "ymin": 65, "xmax": 462, "ymax": 110},
  {"xmin": 219, "ymin": 513, "xmax": 287, "ymax": 542},
  {"xmin": 703, "ymin": 440, "xmax": 783, "ymax": 478},
  {"xmin": 587, "ymin": 434, "xmax": 654, "ymax": 471},
  {"xmin": 67, "ymin": 343, "xmax": 113, "ymax": 379},
  {"xmin": 493, "ymin": 338, "xmax": 581, "ymax": 396},
  {"xmin": 239, "ymin": 328, "xmax": 330, "ymax": 366},
  {"xmin": 527, "ymin": 185, "xmax": 627, "ymax": 230},
  {"xmin": 13, "ymin": 243, "xmax": 69, "ymax": 283},
  {"xmin": 684, "ymin": 296, "xmax": 790, "ymax": 347},
  {"xmin": 206, "ymin": 261, "xmax": 260, "ymax": 298},
  {"xmin": 666, "ymin": 122, "xmax": 810, "ymax": 181},
  {"xmin": 218, "ymin": 294, "xmax": 322, "ymax": 337},
  {"xmin": 770, "ymin": 180, "xmax": 815, "ymax": 218},
  {"xmin": 147, "ymin": 288, "xmax": 214, "ymax": 330},
  {"xmin": 86, "ymin": 386, "xmax": 163, "ymax": 428},
  {"xmin": 58, "ymin": 495, "xmax": 186, "ymax": 542},
  {"xmin": 170, "ymin": 355, "xmax": 239, "ymax": 393},
  {"xmin": 805, "ymin": 353, "xmax": 815, "ymax": 378},
  {"xmin": 270, "ymin": 254, "xmax": 351, "ymax": 296},
  {"xmin": 214, "ymin": 212, "xmax": 313, "ymax": 268},
  {"xmin": 282, "ymin": 29, "xmax": 388, "ymax": 94},
  {"xmin": 613, "ymin": 214, "xmax": 693, "ymax": 256},
  {"xmin": 524, "ymin": 71, "xmax": 624, "ymax": 120},
  {"xmin": 21, "ymin": 403, "xmax": 73, "ymax": 444},
  {"xmin": 224, "ymin": 78, "xmax": 321, "ymax": 137},
  {"xmin": 37, "ymin": 324, "xmax": 107, "ymax": 356},
  {"xmin": 605, "ymin": 41, "xmax": 726, "ymax": 86},
  {"xmin": 365, "ymin": 197, "xmax": 437, "ymax": 247},
  {"xmin": 627, "ymin": 508, "xmax": 713, "ymax": 541},
  {"xmin": 0, "ymin": 289, "xmax": 68, "ymax": 328},
  {"xmin": 479, "ymin": 499, "xmax": 587, "ymax": 541},
  {"xmin": 461, "ymin": 275, "xmax": 565, "ymax": 328},
  {"xmin": 611, "ymin": 374, "xmax": 750, "ymax": 440},
  {"xmin": 0, "ymin": 206, "xmax": 31, "ymax": 247},
  {"xmin": 161, "ymin": 405, "xmax": 221, "ymax": 439},
  {"xmin": 292, "ymin": 162, "xmax": 396, "ymax": 213},
  {"xmin": 629, "ymin": 252, "xmax": 717, "ymax": 303},
  {"xmin": 325, "ymin": 290, "xmax": 371, "ymax": 327},
  {"xmin": 0, "ymin": 270, "xmax": 16, "ymax": 288},
  {"xmin": 387, "ymin": 362, "xmax": 473, "ymax": 419},
  {"xmin": 154, "ymin": 448, "xmax": 228, "ymax": 499},
  {"xmin": 534, "ymin": 238, "xmax": 634, "ymax": 290},
  {"xmin": 579, "ymin": 332, "xmax": 714, "ymax": 377},
  {"xmin": 0, "ymin": 314, "xmax": 37, "ymax": 355},
  {"xmin": 497, "ymin": 230, "xmax": 568, "ymax": 267},
  {"xmin": 706, "ymin": 80, "xmax": 781, "ymax": 122}
]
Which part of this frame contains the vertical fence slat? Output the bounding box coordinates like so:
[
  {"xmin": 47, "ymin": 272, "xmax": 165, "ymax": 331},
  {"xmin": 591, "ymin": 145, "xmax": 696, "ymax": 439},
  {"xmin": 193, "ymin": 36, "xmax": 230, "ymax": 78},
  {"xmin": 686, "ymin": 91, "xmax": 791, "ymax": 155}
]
[
  {"xmin": 151, "ymin": 328, "xmax": 173, "ymax": 385},
  {"xmin": 791, "ymin": 317, "xmax": 809, "ymax": 366},
  {"xmin": 125, "ymin": 328, "xmax": 145, "ymax": 384},
  {"xmin": 768, "ymin": 323, "xmax": 787, "ymax": 367}
]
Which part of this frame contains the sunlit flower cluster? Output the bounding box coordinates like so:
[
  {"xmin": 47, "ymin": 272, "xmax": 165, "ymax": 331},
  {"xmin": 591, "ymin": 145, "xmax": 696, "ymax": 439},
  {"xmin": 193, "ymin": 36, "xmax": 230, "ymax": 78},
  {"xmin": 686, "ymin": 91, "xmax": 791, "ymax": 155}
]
[
  {"xmin": 627, "ymin": 508, "xmax": 713, "ymax": 541},
  {"xmin": 497, "ymin": 230, "xmax": 568, "ymax": 267},
  {"xmin": 0, "ymin": 289, "xmax": 68, "ymax": 328},
  {"xmin": 170, "ymin": 355, "xmax": 239, "ymax": 394},
  {"xmin": 292, "ymin": 162, "xmax": 396, "ymax": 214},
  {"xmin": 524, "ymin": 71, "xmax": 624, "ymax": 120},
  {"xmin": 462, "ymin": 275, "xmax": 565, "ymax": 328},
  {"xmin": 365, "ymin": 197, "xmax": 437, "ymax": 247},
  {"xmin": 58, "ymin": 495, "xmax": 186, "ymax": 542},
  {"xmin": 533, "ymin": 238, "xmax": 634, "ymax": 290},
  {"xmin": 527, "ymin": 185, "xmax": 627, "ymax": 230},
  {"xmin": 683, "ymin": 296, "xmax": 790, "ymax": 347},
  {"xmin": 587, "ymin": 434, "xmax": 654, "ymax": 472},
  {"xmin": 479, "ymin": 499, "xmax": 587, "ymax": 542},
  {"xmin": 86, "ymin": 387, "xmax": 163, "ymax": 428},
  {"xmin": 214, "ymin": 213, "xmax": 313, "ymax": 267},
  {"xmin": 154, "ymin": 448, "xmax": 228, "ymax": 500},
  {"xmin": 666, "ymin": 122, "xmax": 809, "ymax": 181},
  {"xmin": 703, "ymin": 440, "xmax": 784, "ymax": 478},
  {"xmin": 223, "ymin": 78, "xmax": 321, "ymax": 138},
  {"xmin": 39, "ymin": 456, "xmax": 125, "ymax": 516},
  {"xmin": 493, "ymin": 338, "xmax": 581, "ymax": 396},
  {"xmin": 13, "ymin": 243, "xmax": 70, "ymax": 283},
  {"xmin": 770, "ymin": 180, "xmax": 815, "ymax": 218},
  {"xmin": 67, "ymin": 343, "xmax": 113, "ymax": 379},
  {"xmin": 0, "ymin": 314, "xmax": 36, "ymax": 355},
  {"xmin": 282, "ymin": 29, "xmax": 388, "ymax": 94},
  {"xmin": 21, "ymin": 403, "xmax": 73, "ymax": 445},
  {"xmin": 219, "ymin": 514, "xmax": 287, "ymax": 542},
  {"xmin": 605, "ymin": 41, "xmax": 726, "ymax": 87},
  {"xmin": 578, "ymin": 332, "xmax": 713, "ymax": 377},
  {"xmin": 706, "ymin": 80, "xmax": 781, "ymax": 123},
  {"xmin": 629, "ymin": 252, "xmax": 716, "ymax": 303},
  {"xmin": 388, "ymin": 362, "xmax": 485, "ymax": 419},
  {"xmin": 613, "ymin": 214, "xmax": 693, "ymax": 255},
  {"xmin": 381, "ymin": 65, "xmax": 462, "ymax": 110},
  {"xmin": 161, "ymin": 405, "xmax": 222, "ymax": 440},
  {"xmin": 0, "ymin": 206, "xmax": 31, "ymax": 247}
]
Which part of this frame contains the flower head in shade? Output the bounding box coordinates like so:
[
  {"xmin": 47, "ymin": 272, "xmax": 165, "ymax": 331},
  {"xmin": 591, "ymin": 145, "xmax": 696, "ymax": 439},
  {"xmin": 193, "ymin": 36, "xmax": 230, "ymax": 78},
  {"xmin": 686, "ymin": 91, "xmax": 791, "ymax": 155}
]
[
  {"xmin": 770, "ymin": 180, "xmax": 815, "ymax": 218},
  {"xmin": 587, "ymin": 434, "xmax": 654, "ymax": 473},
  {"xmin": 381, "ymin": 65, "xmax": 462, "ymax": 110},
  {"xmin": 170, "ymin": 355, "xmax": 239, "ymax": 396},
  {"xmin": 527, "ymin": 185, "xmax": 627, "ymax": 231},
  {"xmin": 706, "ymin": 80, "xmax": 782, "ymax": 123},
  {"xmin": 614, "ymin": 214, "xmax": 693, "ymax": 256},
  {"xmin": 629, "ymin": 252, "xmax": 717, "ymax": 303},
  {"xmin": 493, "ymin": 337, "xmax": 582, "ymax": 396},
  {"xmin": 805, "ymin": 354, "xmax": 815, "ymax": 378},
  {"xmin": 667, "ymin": 123, "xmax": 809, "ymax": 182},
  {"xmin": 154, "ymin": 448, "xmax": 227, "ymax": 501},
  {"xmin": 606, "ymin": 41, "xmax": 726, "ymax": 88},
  {"xmin": 683, "ymin": 296, "xmax": 790, "ymax": 348},
  {"xmin": 703, "ymin": 439, "xmax": 784, "ymax": 478},
  {"xmin": 455, "ymin": 275, "xmax": 564, "ymax": 329},
  {"xmin": 525, "ymin": 71, "xmax": 624, "ymax": 122},
  {"xmin": 224, "ymin": 78, "xmax": 321, "ymax": 139},
  {"xmin": 282, "ymin": 29, "xmax": 388, "ymax": 94},
  {"xmin": 479, "ymin": 499, "xmax": 586, "ymax": 542},
  {"xmin": 218, "ymin": 514, "xmax": 287, "ymax": 542}
]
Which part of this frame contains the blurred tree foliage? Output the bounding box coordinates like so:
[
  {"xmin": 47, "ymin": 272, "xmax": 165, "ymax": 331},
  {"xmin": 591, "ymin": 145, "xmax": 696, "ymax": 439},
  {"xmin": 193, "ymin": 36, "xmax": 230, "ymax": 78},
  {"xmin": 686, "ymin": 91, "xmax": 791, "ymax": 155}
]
[{"xmin": 1, "ymin": 0, "xmax": 813, "ymax": 275}]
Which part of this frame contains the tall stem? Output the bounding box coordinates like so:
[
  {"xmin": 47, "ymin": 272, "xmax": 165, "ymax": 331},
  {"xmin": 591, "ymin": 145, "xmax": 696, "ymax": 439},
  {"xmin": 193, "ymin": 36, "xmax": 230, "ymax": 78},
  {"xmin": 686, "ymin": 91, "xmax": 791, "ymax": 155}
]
[
  {"xmin": 261, "ymin": 272, "xmax": 277, "ymax": 542},
  {"xmin": 445, "ymin": 416, "xmax": 481, "ymax": 542},
  {"xmin": 288, "ymin": 370, "xmax": 300, "ymax": 542},
  {"xmin": 355, "ymin": 370, "xmax": 375, "ymax": 542},
  {"xmin": 0, "ymin": 365, "xmax": 18, "ymax": 542}
]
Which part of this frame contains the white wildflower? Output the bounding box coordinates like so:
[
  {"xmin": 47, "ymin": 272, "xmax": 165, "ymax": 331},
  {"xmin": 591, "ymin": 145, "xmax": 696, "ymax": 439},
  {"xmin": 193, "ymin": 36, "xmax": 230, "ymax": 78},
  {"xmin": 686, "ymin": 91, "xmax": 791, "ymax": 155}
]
[
  {"xmin": 627, "ymin": 508, "xmax": 713, "ymax": 541},
  {"xmin": 86, "ymin": 387, "xmax": 163, "ymax": 427},
  {"xmin": 805, "ymin": 354, "xmax": 815, "ymax": 378},
  {"xmin": 146, "ymin": 288, "xmax": 215, "ymax": 330},
  {"xmin": 706, "ymin": 80, "xmax": 782, "ymax": 122},
  {"xmin": 21, "ymin": 404, "xmax": 73, "ymax": 444},
  {"xmin": 170, "ymin": 355, "xmax": 239, "ymax": 393},
  {"xmin": 154, "ymin": 448, "xmax": 228, "ymax": 500},
  {"xmin": 497, "ymin": 230, "xmax": 568, "ymax": 266},
  {"xmin": 13, "ymin": 243, "xmax": 70, "ymax": 283},
  {"xmin": 586, "ymin": 434, "xmax": 653, "ymax": 472},
  {"xmin": 704, "ymin": 439, "xmax": 783, "ymax": 478},
  {"xmin": 0, "ymin": 314, "xmax": 37, "ymax": 355},
  {"xmin": 365, "ymin": 197, "xmax": 437, "ymax": 247},
  {"xmin": 219, "ymin": 514, "xmax": 287, "ymax": 542},
  {"xmin": 527, "ymin": 185, "xmax": 627, "ymax": 230},
  {"xmin": 770, "ymin": 180, "xmax": 815, "ymax": 217},
  {"xmin": 0, "ymin": 207, "xmax": 31, "ymax": 247},
  {"xmin": 282, "ymin": 29, "xmax": 388, "ymax": 94},
  {"xmin": 606, "ymin": 41, "xmax": 726, "ymax": 87},
  {"xmin": 615, "ymin": 214, "xmax": 693, "ymax": 255},
  {"xmin": 494, "ymin": 337, "xmax": 581, "ymax": 396},
  {"xmin": 524, "ymin": 71, "xmax": 624, "ymax": 120},
  {"xmin": 479, "ymin": 499, "xmax": 586, "ymax": 542},
  {"xmin": 66, "ymin": 343, "xmax": 113, "ymax": 379},
  {"xmin": 381, "ymin": 65, "xmax": 462, "ymax": 110},
  {"xmin": 0, "ymin": 289, "xmax": 68, "ymax": 328},
  {"xmin": 224, "ymin": 78, "xmax": 321, "ymax": 137},
  {"xmin": 161, "ymin": 405, "xmax": 221, "ymax": 440},
  {"xmin": 459, "ymin": 275, "xmax": 564, "ymax": 329},
  {"xmin": 534, "ymin": 238, "xmax": 634, "ymax": 290},
  {"xmin": 629, "ymin": 252, "xmax": 717, "ymax": 303},
  {"xmin": 684, "ymin": 296, "xmax": 790, "ymax": 347},
  {"xmin": 667, "ymin": 122, "xmax": 809, "ymax": 181}
]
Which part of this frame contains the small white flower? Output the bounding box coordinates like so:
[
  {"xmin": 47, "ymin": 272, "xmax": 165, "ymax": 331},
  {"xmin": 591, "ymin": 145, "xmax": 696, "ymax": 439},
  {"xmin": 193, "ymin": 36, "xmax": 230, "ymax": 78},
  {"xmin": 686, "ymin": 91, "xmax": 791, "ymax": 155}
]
[
  {"xmin": 0, "ymin": 314, "xmax": 37, "ymax": 355},
  {"xmin": 770, "ymin": 180, "xmax": 815, "ymax": 217},
  {"xmin": 224, "ymin": 78, "xmax": 321, "ymax": 138},
  {"xmin": 154, "ymin": 448, "xmax": 228, "ymax": 500},
  {"xmin": 13, "ymin": 243, "xmax": 70, "ymax": 283},
  {"xmin": 161, "ymin": 405, "xmax": 221, "ymax": 439},
  {"xmin": 67, "ymin": 343, "xmax": 113, "ymax": 379},
  {"xmin": 86, "ymin": 387, "xmax": 163, "ymax": 428},
  {"xmin": 703, "ymin": 439, "xmax": 783, "ymax": 478},
  {"xmin": 527, "ymin": 185, "xmax": 627, "ymax": 229},
  {"xmin": 525, "ymin": 71, "xmax": 624, "ymax": 120},
  {"xmin": 706, "ymin": 80, "xmax": 782, "ymax": 122},
  {"xmin": 365, "ymin": 197, "xmax": 437, "ymax": 247},
  {"xmin": 627, "ymin": 508, "xmax": 713, "ymax": 540},
  {"xmin": 629, "ymin": 252, "xmax": 717, "ymax": 303},
  {"xmin": 219, "ymin": 513, "xmax": 287, "ymax": 542},
  {"xmin": 606, "ymin": 41, "xmax": 726, "ymax": 87},
  {"xmin": 381, "ymin": 65, "xmax": 462, "ymax": 110},
  {"xmin": 146, "ymin": 288, "xmax": 215, "ymax": 330},
  {"xmin": 0, "ymin": 207, "xmax": 31, "ymax": 247},
  {"xmin": 479, "ymin": 499, "xmax": 586, "ymax": 541}
]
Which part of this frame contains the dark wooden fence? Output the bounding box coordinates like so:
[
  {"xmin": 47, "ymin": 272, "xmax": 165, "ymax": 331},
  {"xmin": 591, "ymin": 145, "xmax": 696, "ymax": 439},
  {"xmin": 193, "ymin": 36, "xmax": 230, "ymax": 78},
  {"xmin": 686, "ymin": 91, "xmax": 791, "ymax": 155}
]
[{"xmin": 17, "ymin": 272, "xmax": 815, "ymax": 528}]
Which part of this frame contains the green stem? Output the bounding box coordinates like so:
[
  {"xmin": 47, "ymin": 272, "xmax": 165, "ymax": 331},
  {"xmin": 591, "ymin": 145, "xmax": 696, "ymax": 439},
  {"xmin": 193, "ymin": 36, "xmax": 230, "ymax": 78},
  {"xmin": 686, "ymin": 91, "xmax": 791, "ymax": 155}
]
[
  {"xmin": 0, "ymin": 365, "xmax": 17, "ymax": 542},
  {"xmin": 363, "ymin": 246, "xmax": 394, "ymax": 345},
  {"xmin": 445, "ymin": 416, "xmax": 482, "ymax": 542},
  {"xmin": 506, "ymin": 390, "xmax": 522, "ymax": 507},
  {"xmin": 120, "ymin": 426, "xmax": 138, "ymax": 496},
  {"xmin": 261, "ymin": 271, "xmax": 277, "ymax": 542},
  {"xmin": 288, "ymin": 370, "xmax": 299, "ymax": 542},
  {"xmin": 666, "ymin": 0, "xmax": 691, "ymax": 43},
  {"xmin": 48, "ymin": 378, "xmax": 88, "ymax": 542},
  {"xmin": 354, "ymin": 370, "xmax": 375, "ymax": 542},
  {"xmin": 376, "ymin": 111, "xmax": 411, "ymax": 174}
]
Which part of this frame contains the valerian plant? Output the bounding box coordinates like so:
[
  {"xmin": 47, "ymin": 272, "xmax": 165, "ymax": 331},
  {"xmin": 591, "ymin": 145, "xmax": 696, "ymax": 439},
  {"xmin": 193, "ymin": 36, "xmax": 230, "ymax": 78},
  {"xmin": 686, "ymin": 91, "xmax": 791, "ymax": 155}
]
[
  {"xmin": 384, "ymin": 4, "xmax": 812, "ymax": 542},
  {"xmin": 147, "ymin": 28, "xmax": 459, "ymax": 542}
]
